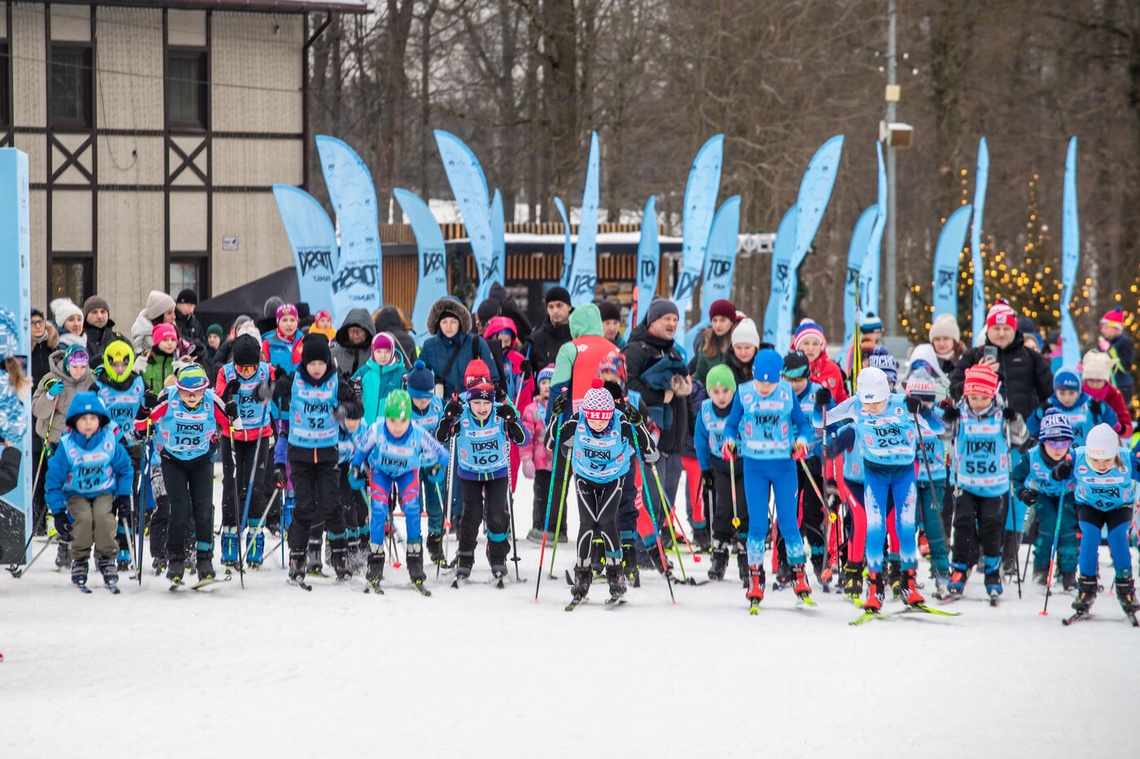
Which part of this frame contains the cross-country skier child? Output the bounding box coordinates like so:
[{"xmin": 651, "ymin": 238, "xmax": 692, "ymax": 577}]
[
  {"xmin": 355, "ymin": 332, "xmax": 405, "ymax": 425},
  {"xmin": 138, "ymin": 323, "xmax": 178, "ymax": 396},
  {"xmin": 351, "ymin": 389, "xmax": 447, "ymax": 592},
  {"xmin": 824, "ymin": 366, "xmax": 945, "ymax": 612},
  {"xmin": 434, "ymin": 379, "xmax": 525, "ymax": 583},
  {"xmin": 272, "ymin": 333, "xmax": 362, "ymax": 585},
  {"xmin": 521, "ymin": 364, "xmax": 555, "ymax": 542},
  {"xmin": 215, "ymin": 334, "xmax": 275, "ymax": 571},
  {"xmin": 336, "ymin": 403, "xmax": 368, "ymax": 571},
  {"xmin": 1026, "ymin": 367, "xmax": 1116, "ymax": 446},
  {"xmin": 940, "ymin": 363, "xmax": 1028, "ymax": 602},
  {"xmin": 91, "ymin": 339, "xmax": 147, "ymax": 570},
  {"xmin": 1080, "ymin": 350, "xmax": 1133, "ymax": 439},
  {"xmin": 1067, "ymin": 423, "xmax": 1140, "ymax": 622},
  {"xmin": 141, "ymin": 364, "xmax": 230, "ymax": 584},
  {"xmin": 261, "ymin": 303, "xmax": 303, "ymax": 374},
  {"xmin": 45, "ymin": 391, "xmax": 134, "ymax": 589},
  {"xmin": 406, "ymin": 359, "xmax": 447, "ymax": 565},
  {"xmin": 555, "ymin": 379, "xmax": 654, "ymax": 607},
  {"xmin": 905, "ymin": 370, "xmax": 951, "ymax": 598},
  {"xmin": 694, "ymin": 364, "xmax": 748, "ymax": 584},
  {"xmin": 720, "ymin": 348, "xmax": 815, "ymax": 609},
  {"xmin": 1012, "ymin": 409, "xmax": 1078, "ymax": 589}
]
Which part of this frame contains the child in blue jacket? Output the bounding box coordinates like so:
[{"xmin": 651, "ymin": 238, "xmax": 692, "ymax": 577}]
[
  {"xmin": 46, "ymin": 392, "xmax": 134, "ymax": 588},
  {"xmin": 1013, "ymin": 409, "xmax": 1078, "ymax": 590}
]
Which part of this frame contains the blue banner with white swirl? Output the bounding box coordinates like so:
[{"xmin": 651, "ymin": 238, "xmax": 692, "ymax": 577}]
[
  {"xmin": 630, "ymin": 196, "xmax": 659, "ymax": 333},
  {"xmin": 272, "ymin": 183, "xmax": 336, "ymax": 315},
  {"xmin": 567, "ymin": 132, "xmax": 601, "ymax": 306},
  {"xmin": 394, "ymin": 188, "xmax": 448, "ymax": 345},
  {"xmin": 672, "ymin": 135, "xmax": 724, "ymax": 321},
  {"xmin": 971, "ymin": 137, "xmax": 989, "ymax": 344},
  {"xmin": 932, "ymin": 204, "xmax": 972, "ymax": 321},
  {"xmin": 1061, "ymin": 137, "xmax": 1080, "ymax": 368}
]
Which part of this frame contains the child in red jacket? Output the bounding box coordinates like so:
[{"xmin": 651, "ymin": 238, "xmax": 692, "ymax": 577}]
[{"xmin": 1082, "ymin": 350, "xmax": 1133, "ymax": 439}]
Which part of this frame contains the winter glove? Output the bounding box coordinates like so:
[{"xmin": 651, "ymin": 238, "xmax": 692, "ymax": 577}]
[
  {"xmin": 426, "ymin": 463, "xmax": 446, "ymax": 485},
  {"xmin": 551, "ymin": 392, "xmax": 569, "ymax": 418},
  {"xmin": 143, "ymin": 390, "xmax": 160, "ymax": 409},
  {"xmin": 225, "ymin": 400, "xmax": 241, "ymax": 421},
  {"xmin": 521, "ymin": 458, "xmax": 536, "ymax": 479},
  {"xmin": 670, "ymin": 374, "xmax": 694, "ymax": 397},
  {"xmin": 1017, "ymin": 488, "xmax": 1038, "ymax": 507},
  {"xmin": 905, "ymin": 396, "xmax": 923, "ymax": 414},
  {"xmin": 135, "ymin": 404, "xmax": 151, "ymax": 422},
  {"xmin": 617, "ymin": 398, "xmax": 642, "ymax": 426},
  {"xmin": 349, "ymin": 465, "xmax": 367, "ymax": 483},
  {"xmin": 495, "ymin": 404, "xmax": 517, "ymax": 423},
  {"xmin": 52, "ymin": 512, "xmax": 72, "ymax": 540},
  {"xmin": 825, "ymin": 426, "xmax": 856, "ymax": 458},
  {"xmin": 255, "ymin": 380, "xmax": 274, "ymax": 402},
  {"xmin": 222, "ymin": 378, "xmax": 242, "ymax": 402},
  {"xmin": 113, "ymin": 495, "xmax": 133, "ymax": 518},
  {"xmin": 444, "ymin": 398, "xmax": 464, "ymax": 418},
  {"xmin": 495, "ymin": 385, "xmax": 507, "ymax": 403},
  {"xmin": 47, "ymin": 381, "xmax": 64, "ymax": 398},
  {"xmin": 1089, "ymin": 398, "xmax": 1103, "ymax": 416},
  {"xmin": 1052, "ymin": 460, "xmax": 1073, "ymax": 481},
  {"xmin": 939, "ymin": 401, "xmax": 960, "ymax": 422},
  {"xmin": 700, "ymin": 470, "xmax": 715, "ymax": 490},
  {"xmin": 815, "ymin": 388, "xmax": 832, "ymax": 407},
  {"xmin": 791, "ymin": 443, "xmax": 808, "ymax": 462},
  {"xmin": 273, "ymin": 464, "xmax": 288, "ymax": 489},
  {"xmin": 720, "ymin": 440, "xmax": 737, "ymax": 461},
  {"xmin": 1002, "ymin": 407, "xmax": 1017, "ymax": 421}
]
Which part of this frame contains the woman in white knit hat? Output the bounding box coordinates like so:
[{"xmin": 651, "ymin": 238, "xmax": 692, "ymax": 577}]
[
  {"xmin": 1081, "ymin": 350, "xmax": 1133, "ymax": 438},
  {"xmin": 50, "ymin": 298, "xmax": 87, "ymax": 349},
  {"xmin": 130, "ymin": 290, "xmax": 177, "ymax": 357},
  {"xmin": 927, "ymin": 313, "xmax": 963, "ymax": 376}
]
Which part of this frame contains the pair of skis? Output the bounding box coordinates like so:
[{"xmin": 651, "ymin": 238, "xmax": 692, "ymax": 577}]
[{"xmin": 849, "ymin": 602, "xmax": 960, "ymax": 626}]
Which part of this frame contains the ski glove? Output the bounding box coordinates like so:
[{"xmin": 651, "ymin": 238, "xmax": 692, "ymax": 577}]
[
  {"xmin": 815, "ymin": 388, "xmax": 832, "ymax": 407},
  {"xmin": 905, "ymin": 396, "xmax": 923, "ymax": 414},
  {"xmin": 53, "ymin": 511, "xmax": 72, "ymax": 539},
  {"xmin": 1052, "ymin": 460, "xmax": 1073, "ymax": 481},
  {"xmin": 617, "ymin": 399, "xmax": 642, "ymax": 426},
  {"xmin": 791, "ymin": 443, "xmax": 808, "ymax": 462},
  {"xmin": 720, "ymin": 440, "xmax": 737, "ymax": 461},
  {"xmin": 1002, "ymin": 407, "xmax": 1017, "ymax": 421},
  {"xmin": 444, "ymin": 399, "xmax": 464, "ymax": 418},
  {"xmin": 700, "ymin": 470, "xmax": 715, "ymax": 490},
  {"xmin": 349, "ymin": 465, "xmax": 367, "ymax": 483},
  {"xmin": 551, "ymin": 393, "xmax": 569, "ymax": 418},
  {"xmin": 825, "ymin": 426, "xmax": 856, "ymax": 458},
  {"xmin": 495, "ymin": 404, "xmax": 517, "ymax": 423},
  {"xmin": 1089, "ymin": 399, "xmax": 1103, "ymax": 416},
  {"xmin": 940, "ymin": 404, "xmax": 960, "ymax": 423},
  {"xmin": 112, "ymin": 495, "xmax": 132, "ymax": 518},
  {"xmin": 1017, "ymin": 488, "xmax": 1037, "ymax": 506},
  {"xmin": 47, "ymin": 381, "xmax": 64, "ymax": 398},
  {"xmin": 273, "ymin": 464, "xmax": 288, "ymax": 489},
  {"xmin": 521, "ymin": 458, "xmax": 536, "ymax": 479}
]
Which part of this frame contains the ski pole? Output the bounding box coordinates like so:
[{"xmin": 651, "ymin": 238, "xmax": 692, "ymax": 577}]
[
  {"xmin": 8, "ymin": 535, "xmax": 57, "ymax": 578},
  {"xmin": 547, "ymin": 447, "xmax": 573, "ymax": 579},
  {"xmin": 504, "ymin": 436, "xmax": 523, "ymax": 582},
  {"xmin": 387, "ymin": 496, "xmax": 402, "ymax": 569},
  {"xmin": 236, "ymin": 398, "xmax": 272, "ymax": 589},
  {"xmin": 534, "ymin": 415, "xmax": 565, "ymax": 601},
  {"xmin": 437, "ymin": 433, "xmax": 456, "ymax": 580},
  {"xmin": 667, "ymin": 507, "xmax": 702, "ymax": 564},
  {"xmin": 650, "ymin": 463, "xmax": 689, "ymax": 582},
  {"xmin": 1004, "ymin": 421, "xmax": 1023, "ymax": 599},
  {"xmin": 633, "ymin": 438, "xmax": 675, "ymax": 604},
  {"xmin": 1040, "ymin": 490, "xmax": 1066, "ymax": 616},
  {"xmin": 134, "ymin": 432, "xmax": 152, "ymax": 585}
]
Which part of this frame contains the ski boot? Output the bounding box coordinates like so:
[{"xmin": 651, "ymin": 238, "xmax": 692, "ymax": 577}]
[
  {"xmin": 708, "ymin": 541, "xmax": 730, "ymax": 582},
  {"xmin": 406, "ymin": 544, "xmax": 427, "ymax": 584},
  {"xmin": 1114, "ymin": 574, "xmax": 1139, "ymax": 615},
  {"xmin": 454, "ymin": 551, "xmax": 474, "ymax": 581},
  {"xmin": 791, "ymin": 564, "xmax": 813, "ymax": 602},
  {"xmin": 885, "ymin": 560, "xmax": 901, "ymax": 599},
  {"xmin": 306, "ymin": 537, "xmax": 325, "ymax": 576},
  {"xmin": 899, "ymin": 568, "xmax": 925, "ymax": 607},
  {"xmin": 116, "ymin": 547, "xmax": 131, "ymax": 573},
  {"xmin": 152, "ymin": 556, "xmax": 168, "ymax": 576},
  {"xmin": 918, "ymin": 532, "xmax": 930, "ymax": 557},
  {"xmin": 220, "ymin": 527, "xmax": 239, "ymax": 570},
  {"xmin": 842, "ymin": 560, "xmax": 864, "ymax": 601},
  {"xmin": 487, "ymin": 540, "xmax": 509, "ymax": 583},
  {"xmin": 605, "ymin": 560, "xmax": 626, "ymax": 602},
  {"xmin": 811, "ymin": 552, "xmax": 831, "ymax": 591},
  {"xmin": 1001, "ymin": 532, "xmax": 1019, "ymax": 580},
  {"xmin": 1031, "ymin": 567, "xmax": 1048, "ymax": 586},
  {"xmin": 862, "ymin": 572, "xmax": 886, "ymax": 612},
  {"xmin": 1061, "ymin": 571, "xmax": 1077, "ymax": 591},
  {"xmin": 692, "ymin": 523, "xmax": 712, "ymax": 553},
  {"xmin": 948, "ymin": 562, "xmax": 969, "ymax": 597},
  {"xmin": 245, "ymin": 530, "xmax": 265, "ymax": 569},
  {"xmin": 746, "ymin": 565, "xmax": 765, "ymax": 613},
  {"xmin": 71, "ymin": 559, "xmax": 88, "ymax": 587},
  {"xmin": 736, "ymin": 546, "xmax": 749, "ymax": 588},
  {"xmin": 196, "ymin": 552, "xmax": 216, "ymax": 581},
  {"xmin": 366, "ymin": 546, "xmax": 387, "ymax": 590},
  {"xmin": 1072, "ymin": 575, "xmax": 1098, "ymax": 613},
  {"xmin": 97, "ymin": 555, "xmax": 118, "ymax": 587},
  {"xmin": 426, "ymin": 533, "xmax": 445, "ymax": 566},
  {"xmin": 621, "ymin": 541, "xmax": 640, "ymax": 588},
  {"xmin": 983, "ymin": 555, "xmax": 1003, "ymax": 602},
  {"xmin": 648, "ymin": 545, "xmax": 673, "ymax": 577},
  {"xmin": 56, "ymin": 539, "xmax": 71, "ymax": 569},
  {"xmin": 773, "ymin": 560, "xmax": 792, "ymax": 590},
  {"xmin": 570, "ymin": 565, "xmax": 592, "ymax": 601},
  {"xmin": 287, "ymin": 550, "xmax": 307, "ymax": 583},
  {"xmin": 331, "ymin": 545, "xmax": 352, "ymax": 581},
  {"xmin": 166, "ymin": 556, "xmax": 186, "ymax": 585}
]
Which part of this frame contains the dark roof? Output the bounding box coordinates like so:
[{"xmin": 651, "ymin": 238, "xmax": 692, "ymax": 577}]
[{"xmin": 42, "ymin": 1, "xmax": 370, "ymax": 14}]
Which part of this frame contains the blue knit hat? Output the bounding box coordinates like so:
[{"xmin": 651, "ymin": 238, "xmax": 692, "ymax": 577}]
[
  {"xmin": 406, "ymin": 359, "xmax": 435, "ymax": 399},
  {"xmin": 861, "ymin": 313, "xmax": 884, "ymax": 333},
  {"xmin": 867, "ymin": 346, "xmax": 898, "ymax": 384},
  {"xmin": 753, "ymin": 348, "xmax": 784, "ymax": 382},
  {"xmin": 65, "ymin": 390, "xmax": 111, "ymax": 428},
  {"xmin": 1053, "ymin": 368, "xmax": 1081, "ymax": 392},
  {"xmin": 538, "ymin": 364, "xmax": 555, "ymax": 386},
  {"xmin": 1038, "ymin": 408, "xmax": 1074, "ymax": 442}
]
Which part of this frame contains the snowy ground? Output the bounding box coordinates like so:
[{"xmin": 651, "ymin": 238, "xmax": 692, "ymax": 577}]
[{"xmin": 1, "ymin": 472, "xmax": 1137, "ymax": 758}]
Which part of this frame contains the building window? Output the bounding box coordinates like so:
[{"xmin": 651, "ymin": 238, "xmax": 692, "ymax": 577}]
[
  {"xmin": 166, "ymin": 50, "xmax": 207, "ymax": 129},
  {"xmin": 50, "ymin": 46, "xmax": 93, "ymax": 128},
  {"xmin": 0, "ymin": 43, "xmax": 10, "ymax": 127},
  {"xmin": 50, "ymin": 257, "xmax": 93, "ymax": 306},
  {"xmin": 170, "ymin": 257, "xmax": 207, "ymax": 299}
]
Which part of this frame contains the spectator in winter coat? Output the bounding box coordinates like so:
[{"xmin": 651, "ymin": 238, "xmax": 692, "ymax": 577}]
[
  {"xmin": 308, "ymin": 311, "xmax": 338, "ymax": 342},
  {"xmin": 372, "ymin": 305, "xmax": 416, "ymax": 368},
  {"xmin": 130, "ymin": 290, "xmax": 176, "ymax": 357},
  {"xmin": 597, "ymin": 300, "xmax": 627, "ymax": 350},
  {"xmin": 138, "ymin": 323, "xmax": 180, "ymax": 396},
  {"xmin": 330, "ymin": 307, "xmax": 376, "ymax": 382},
  {"xmin": 211, "ymin": 315, "xmax": 252, "ymax": 368},
  {"xmin": 354, "ymin": 333, "xmax": 406, "ymax": 425},
  {"xmin": 31, "ymin": 308, "xmax": 58, "ymax": 388},
  {"xmin": 174, "ymin": 289, "xmax": 206, "ymax": 345},
  {"xmin": 723, "ymin": 317, "xmax": 760, "ymax": 387},
  {"xmin": 260, "ymin": 303, "xmax": 304, "ymax": 374},
  {"xmin": 474, "ymin": 282, "xmax": 533, "ymax": 346},
  {"xmin": 205, "ymin": 324, "xmax": 224, "ymax": 364},
  {"xmin": 929, "ymin": 313, "xmax": 965, "ymax": 376},
  {"xmin": 1098, "ymin": 307, "xmax": 1134, "ymax": 405},
  {"xmin": 528, "ymin": 286, "xmax": 573, "ymax": 376},
  {"xmin": 693, "ymin": 299, "xmax": 739, "ymax": 384},
  {"xmin": 549, "ymin": 304, "xmax": 617, "ymax": 415},
  {"xmin": 419, "ymin": 297, "xmax": 499, "ymax": 400},
  {"xmin": 791, "ymin": 318, "xmax": 848, "ymax": 404},
  {"xmin": 31, "ymin": 344, "xmax": 95, "ymax": 446},
  {"xmin": 81, "ymin": 295, "xmax": 128, "ymax": 365},
  {"xmin": 949, "ymin": 300, "xmax": 1054, "ymax": 420},
  {"xmin": 623, "ymin": 297, "xmax": 692, "ymax": 520},
  {"xmin": 51, "ymin": 298, "xmax": 87, "ymax": 349},
  {"xmin": 1082, "ymin": 350, "xmax": 1133, "ymax": 438}
]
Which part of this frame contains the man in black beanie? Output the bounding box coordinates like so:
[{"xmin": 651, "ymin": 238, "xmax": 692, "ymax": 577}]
[
  {"xmin": 528, "ymin": 286, "xmax": 572, "ymax": 377},
  {"xmin": 596, "ymin": 299, "xmax": 625, "ymax": 348},
  {"xmin": 174, "ymin": 288, "xmax": 205, "ymax": 344}
]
